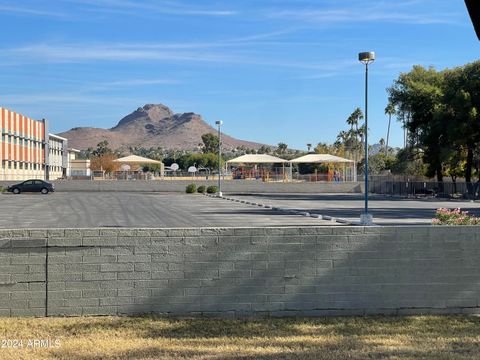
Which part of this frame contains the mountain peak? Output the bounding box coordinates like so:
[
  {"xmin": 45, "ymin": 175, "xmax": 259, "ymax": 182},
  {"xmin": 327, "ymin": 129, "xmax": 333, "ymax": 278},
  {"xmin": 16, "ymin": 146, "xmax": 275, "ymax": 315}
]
[
  {"xmin": 141, "ymin": 103, "xmax": 172, "ymax": 113},
  {"xmin": 59, "ymin": 103, "xmax": 265, "ymax": 152},
  {"xmin": 113, "ymin": 103, "xmax": 174, "ymax": 129}
]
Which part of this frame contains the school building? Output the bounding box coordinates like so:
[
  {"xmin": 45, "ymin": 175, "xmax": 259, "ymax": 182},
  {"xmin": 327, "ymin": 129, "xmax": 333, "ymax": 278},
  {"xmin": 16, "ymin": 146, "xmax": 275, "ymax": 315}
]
[{"xmin": 0, "ymin": 107, "xmax": 72, "ymax": 181}]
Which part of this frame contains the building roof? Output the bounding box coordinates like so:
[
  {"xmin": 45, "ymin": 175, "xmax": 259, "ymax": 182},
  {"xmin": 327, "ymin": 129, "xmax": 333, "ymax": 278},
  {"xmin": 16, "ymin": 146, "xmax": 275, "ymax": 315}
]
[
  {"xmin": 289, "ymin": 154, "xmax": 354, "ymax": 163},
  {"xmin": 227, "ymin": 154, "xmax": 288, "ymax": 164},
  {"xmin": 113, "ymin": 155, "xmax": 163, "ymax": 164},
  {"xmin": 49, "ymin": 133, "xmax": 68, "ymax": 141}
]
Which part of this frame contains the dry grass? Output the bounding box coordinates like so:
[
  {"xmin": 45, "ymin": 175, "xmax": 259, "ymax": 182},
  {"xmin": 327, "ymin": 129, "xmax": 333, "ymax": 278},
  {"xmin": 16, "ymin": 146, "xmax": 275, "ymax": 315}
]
[{"xmin": 0, "ymin": 315, "xmax": 479, "ymax": 359}]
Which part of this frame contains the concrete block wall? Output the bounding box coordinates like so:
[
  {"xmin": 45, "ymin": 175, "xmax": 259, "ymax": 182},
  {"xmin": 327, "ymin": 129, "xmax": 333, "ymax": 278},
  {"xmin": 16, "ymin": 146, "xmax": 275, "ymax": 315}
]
[
  {"xmin": 0, "ymin": 180, "xmax": 364, "ymax": 194},
  {"xmin": 0, "ymin": 226, "xmax": 479, "ymax": 317}
]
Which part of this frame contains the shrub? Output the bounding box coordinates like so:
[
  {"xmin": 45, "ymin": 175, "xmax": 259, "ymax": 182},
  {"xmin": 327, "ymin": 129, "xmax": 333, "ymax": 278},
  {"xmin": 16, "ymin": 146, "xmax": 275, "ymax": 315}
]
[
  {"xmin": 432, "ymin": 208, "xmax": 480, "ymax": 225},
  {"xmin": 197, "ymin": 185, "xmax": 206, "ymax": 193},
  {"xmin": 185, "ymin": 184, "xmax": 197, "ymax": 194},
  {"xmin": 206, "ymin": 185, "xmax": 218, "ymax": 194}
]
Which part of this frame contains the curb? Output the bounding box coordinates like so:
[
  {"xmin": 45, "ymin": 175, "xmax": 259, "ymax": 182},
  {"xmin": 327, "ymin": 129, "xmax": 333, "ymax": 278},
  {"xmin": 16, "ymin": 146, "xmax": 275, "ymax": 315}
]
[{"xmin": 207, "ymin": 193, "xmax": 355, "ymax": 225}]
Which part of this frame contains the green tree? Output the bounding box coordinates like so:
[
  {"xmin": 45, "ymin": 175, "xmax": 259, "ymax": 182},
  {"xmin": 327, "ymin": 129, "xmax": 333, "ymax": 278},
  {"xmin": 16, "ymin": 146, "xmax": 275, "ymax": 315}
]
[
  {"xmin": 175, "ymin": 153, "xmax": 222, "ymax": 170},
  {"xmin": 92, "ymin": 140, "xmax": 113, "ymax": 157},
  {"xmin": 391, "ymin": 148, "xmax": 426, "ymax": 177},
  {"xmin": 275, "ymin": 142, "xmax": 288, "ymax": 155},
  {"xmin": 257, "ymin": 145, "xmax": 271, "ymax": 154},
  {"xmin": 334, "ymin": 108, "xmax": 365, "ymax": 170},
  {"xmin": 443, "ymin": 62, "xmax": 480, "ymax": 195},
  {"xmin": 389, "ymin": 61, "xmax": 480, "ymax": 196},
  {"xmin": 78, "ymin": 147, "xmax": 94, "ymax": 160},
  {"xmin": 388, "ymin": 65, "xmax": 449, "ymax": 183},
  {"xmin": 379, "ymin": 138, "xmax": 385, "ymax": 152},
  {"xmin": 201, "ymin": 133, "xmax": 219, "ymax": 154},
  {"xmin": 358, "ymin": 153, "xmax": 397, "ymax": 175},
  {"xmin": 347, "ymin": 107, "xmax": 364, "ymax": 133},
  {"xmin": 315, "ymin": 142, "xmax": 344, "ymax": 157},
  {"xmin": 445, "ymin": 149, "xmax": 466, "ymax": 193}
]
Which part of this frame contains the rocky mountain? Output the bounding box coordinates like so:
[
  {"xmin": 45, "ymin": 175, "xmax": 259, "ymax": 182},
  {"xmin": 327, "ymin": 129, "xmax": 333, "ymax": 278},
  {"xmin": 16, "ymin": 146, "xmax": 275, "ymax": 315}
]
[
  {"xmin": 59, "ymin": 104, "xmax": 265, "ymax": 152},
  {"xmin": 369, "ymin": 143, "xmax": 400, "ymax": 156}
]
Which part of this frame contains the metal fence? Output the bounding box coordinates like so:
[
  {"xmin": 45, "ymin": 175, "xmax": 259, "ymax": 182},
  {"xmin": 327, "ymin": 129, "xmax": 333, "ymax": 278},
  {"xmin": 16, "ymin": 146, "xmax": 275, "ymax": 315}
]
[{"xmin": 369, "ymin": 179, "xmax": 480, "ymax": 199}]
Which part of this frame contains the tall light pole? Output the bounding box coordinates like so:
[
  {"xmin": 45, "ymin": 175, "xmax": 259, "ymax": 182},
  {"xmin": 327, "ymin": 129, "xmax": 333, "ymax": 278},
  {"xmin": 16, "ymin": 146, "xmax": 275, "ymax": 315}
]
[
  {"xmin": 358, "ymin": 51, "xmax": 375, "ymax": 225},
  {"xmin": 215, "ymin": 120, "xmax": 223, "ymax": 197}
]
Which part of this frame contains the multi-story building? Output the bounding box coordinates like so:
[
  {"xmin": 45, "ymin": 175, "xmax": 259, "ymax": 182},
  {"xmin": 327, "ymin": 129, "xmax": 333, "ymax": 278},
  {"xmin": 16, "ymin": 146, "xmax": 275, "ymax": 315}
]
[
  {"xmin": 0, "ymin": 107, "xmax": 76, "ymax": 181},
  {"xmin": 1, "ymin": 107, "xmax": 47, "ymax": 181},
  {"xmin": 47, "ymin": 133, "xmax": 68, "ymax": 180}
]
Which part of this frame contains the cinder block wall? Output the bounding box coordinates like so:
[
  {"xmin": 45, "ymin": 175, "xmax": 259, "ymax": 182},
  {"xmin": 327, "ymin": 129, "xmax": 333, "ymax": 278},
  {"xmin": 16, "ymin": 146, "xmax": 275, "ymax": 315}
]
[
  {"xmin": 0, "ymin": 226, "xmax": 479, "ymax": 317},
  {"xmin": 0, "ymin": 180, "xmax": 364, "ymax": 194}
]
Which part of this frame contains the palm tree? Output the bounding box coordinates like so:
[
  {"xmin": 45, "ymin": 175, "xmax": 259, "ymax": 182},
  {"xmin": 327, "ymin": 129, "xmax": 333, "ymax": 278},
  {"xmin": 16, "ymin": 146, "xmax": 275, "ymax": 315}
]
[
  {"xmin": 357, "ymin": 124, "xmax": 366, "ymax": 158},
  {"xmin": 335, "ymin": 131, "xmax": 349, "ymax": 155},
  {"xmin": 347, "ymin": 107, "xmax": 364, "ymax": 133},
  {"xmin": 379, "ymin": 138, "xmax": 385, "ymax": 153},
  {"xmin": 276, "ymin": 142, "xmax": 288, "ymax": 155},
  {"xmin": 384, "ymin": 103, "xmax": 395, "ymax": 154},
  {"xmin": 345, "ymin": 108, "xmax": 365, "ymax": 162}
]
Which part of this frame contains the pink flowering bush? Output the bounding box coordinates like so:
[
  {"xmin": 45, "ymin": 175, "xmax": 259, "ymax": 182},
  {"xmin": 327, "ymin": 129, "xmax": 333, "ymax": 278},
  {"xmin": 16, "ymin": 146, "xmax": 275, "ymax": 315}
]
[{"xmin": 433, "ymin": 208, "xmax": 480, "ymax": 225}]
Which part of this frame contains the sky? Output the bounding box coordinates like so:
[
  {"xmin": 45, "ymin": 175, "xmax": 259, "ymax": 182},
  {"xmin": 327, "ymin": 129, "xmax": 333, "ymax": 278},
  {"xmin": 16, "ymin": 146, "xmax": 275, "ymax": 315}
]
[{"xmin": 0, "ymin": 0, "xmax": 477, "ymax": 150}]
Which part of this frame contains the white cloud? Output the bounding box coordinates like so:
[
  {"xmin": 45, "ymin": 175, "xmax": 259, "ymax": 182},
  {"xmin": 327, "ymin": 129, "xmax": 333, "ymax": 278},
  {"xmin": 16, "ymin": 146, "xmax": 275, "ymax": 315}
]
[
  {"xmin": 62, "ymin": 0, "xmax": 237, "ymax": 17},
  {"xmin": 103, "ymin": 79, "xmax": 181, "ymax": 86},
  {"xmin": 1, "ymin": 41, "xmax": 356, "ymax": 73},
  {"xmin": 86, "ymin": 78, "xmax": 182, "ymax": 92},
  {"xmin": 295, "ymin": 72, "xmax": 339, "ymax": 80},
  {"xmin": 0, "ymin": 93, "xmax": 136, "ymax": 105},
  {"xmin": 268, "ymin": 2, "xmax": 461, "ymax": 25},
  {"xmin": 3, "ymin": 43, "xmax": 237, "ymax": 63},
  {"xmin": 0, "ymin": 4, "xmax": 67, "ymax": 17}
]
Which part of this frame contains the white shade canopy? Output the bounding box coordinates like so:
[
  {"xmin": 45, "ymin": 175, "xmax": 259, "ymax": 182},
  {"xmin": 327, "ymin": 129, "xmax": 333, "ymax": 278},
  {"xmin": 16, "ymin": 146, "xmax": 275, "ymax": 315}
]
[
  {"xmin": 227, "ymin": 154, "xmax": 288, "ymax": 164},
  {"xmin": 290, "ymin": 154, "xmax": 353, "ymax": 164},
  {"xmin": 113, "ymin": 155, "xmax": 162, "ymax": 164}
]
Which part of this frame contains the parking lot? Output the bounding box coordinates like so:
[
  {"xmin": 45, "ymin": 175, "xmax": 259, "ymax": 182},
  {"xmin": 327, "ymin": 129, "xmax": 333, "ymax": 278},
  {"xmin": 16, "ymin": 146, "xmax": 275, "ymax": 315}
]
[
  {"xmin": 227, "ymin": 193, "xmax": 480, "ymax": 225},
  {"xmin": 0, "ymin": 192, "xmax": 338, "ymax": 228},
  {"xmin": 2, "ymin": 191, "xmax": 480, "ymax": 228}
]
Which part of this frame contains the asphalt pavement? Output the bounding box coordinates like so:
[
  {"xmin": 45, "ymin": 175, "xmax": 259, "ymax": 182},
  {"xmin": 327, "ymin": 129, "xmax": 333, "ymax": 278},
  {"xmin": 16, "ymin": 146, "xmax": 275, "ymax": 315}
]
[
  {"xmin": 3, "ymin": 191, "xmax": 478, "ymax": 228},
  {"xmin": 226, "ymin": 193, "xmax": 480, "ymax": 225},
  {"xmin": 0, "ymin": 192, "xmax": 338, "ymax": 228}
]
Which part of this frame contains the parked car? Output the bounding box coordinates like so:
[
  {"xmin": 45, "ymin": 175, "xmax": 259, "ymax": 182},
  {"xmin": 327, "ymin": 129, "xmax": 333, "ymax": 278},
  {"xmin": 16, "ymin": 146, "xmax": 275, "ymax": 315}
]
[{"xmin": 7, "ymin": 180, "xmax": 55, "ymax": 194}]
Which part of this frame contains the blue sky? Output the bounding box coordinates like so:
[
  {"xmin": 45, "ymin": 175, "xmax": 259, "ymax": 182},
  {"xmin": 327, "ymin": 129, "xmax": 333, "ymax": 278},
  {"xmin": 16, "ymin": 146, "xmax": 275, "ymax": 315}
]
[{"xmin": 0, "ymin": 0, "xmax": 477, "ymax": 150}]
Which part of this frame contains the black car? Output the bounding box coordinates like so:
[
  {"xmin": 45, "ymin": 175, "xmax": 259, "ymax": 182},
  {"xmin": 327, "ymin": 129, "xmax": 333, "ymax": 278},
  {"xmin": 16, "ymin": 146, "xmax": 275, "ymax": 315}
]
[{"xmin": 7, "ymin": 180, "xmax": 55, "ymax": 194}]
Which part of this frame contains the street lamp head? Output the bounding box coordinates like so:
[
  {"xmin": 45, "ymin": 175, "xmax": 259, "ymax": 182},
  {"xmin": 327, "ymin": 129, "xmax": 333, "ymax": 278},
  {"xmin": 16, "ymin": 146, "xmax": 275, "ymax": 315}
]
[
  {"xmin": 358, "ymin": 51, "xmax": 375, "ymax": 65},
  {"xmin": 215, "ymin": 120, "xmax": 223, "ymax": 126}
]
